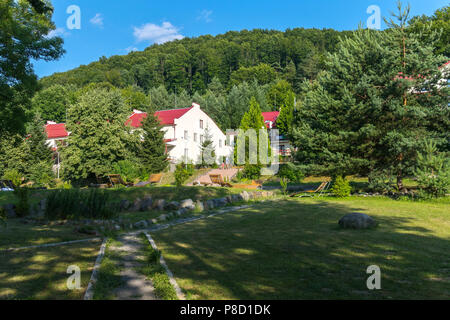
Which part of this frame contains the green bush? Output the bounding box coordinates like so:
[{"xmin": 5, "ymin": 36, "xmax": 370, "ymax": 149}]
[
  {"xmin": 13, "ymin": 188, "xmax": 30, "ymax": 217},
  {"xmin": 174, "ymin": 162, "xmax": 194, "ymax": 187},
  {"xmin": 112, "ymin": 160, "xmax": 143, "ymax": 183},
  {"xmin": 414, "ymin": 140, "xmax": 450, "ymax": 198},
  {"xmin": 368, "ymin": 171, "xmax": 395, "ymax": 194},
  {"xmin": 243, "ymin": 164, "xmax": 262, "ymax": 180},
  {"xmin": 280, "ymin": 177, "xmax": 289, "ymax": 195},
  {"xmin": 331, "ymin": 176, "xmax": 352, "ymax": 197},
  {"xmin": 28, "ymin": 161, "xmax": 54, "ymax": 188},
  {"xmin": 277, "ymin": 163, "xmax": 304, "ymax": 183},
  {"xmin": 45, "ymin": 189, "xmax": 117, "ymax": 220},
  {"xmin": 2, "ymin": 169, "xmax": 22, "ymax": 187}
]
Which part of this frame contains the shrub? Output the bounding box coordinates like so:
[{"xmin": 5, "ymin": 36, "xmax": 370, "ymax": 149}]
[
  {"xmin": 112, "ymin": 160, "xmax": 143, "ymax": 183},
  {"xmin": 174, "ymin": 163, "xmax": 193, "ymax": 187},
  {"xmin": 45, "ymin": 189, "xmax": 117, "ymax": 220},
  {"xmin": 243, "ymin": 164, "xmax": 261, "ymax": 180},
  {"xmin": 331, "ymin": 176, "xmax": 352, "ymax": 197},
  {"xmin": 368, "ymin": 171, "xmax": 395, "ymax": 194},
  {"xmin": 2, "ymin": 169, "xmax": 22, "ymax": 187},
  {"xmin": 28, "ymin": 161, "xmax": 54, "ymax": 188},
  {"xmin": 55, "ymin": 179, "xmax": 73, "ymax": 189},
  {"xmin": 280, "ymin": 177, "xmax": 289, "ymax": 195},
  {"xmin": 414, "ymin": 140, "xmax": 450, "ymax": 198},
  {"xmin": 277, "ymin": 163, "xmax": 304, "ymax": 183},
  {"xmin": 13, "ymin": 188, "xmax": 30, "ymax": 217}
]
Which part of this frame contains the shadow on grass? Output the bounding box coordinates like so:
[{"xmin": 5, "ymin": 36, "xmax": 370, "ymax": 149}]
[
  {"xmin": 0, "ymin": 241, "xmax": 100, "ymax": 300},
  {"xmin": 153, "ymin": 199, "xmax": 450, "ymax": 300}
]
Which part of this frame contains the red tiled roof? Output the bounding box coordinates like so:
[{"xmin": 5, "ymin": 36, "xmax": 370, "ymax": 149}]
[
  {"xmin": 155, "ymin": 107, "xmax": 193, "ymax": 125},
  {"xmin": 262, "ymin": 111, "xmax": 280, "ymax": 129},
  {"xmin": 45, "ymin": 123, "xmax": 69, "ymax": 139},
  {"xmin": 126, "ymin": 107, "xmax": 193, "ymax": 128},
  {"xmin": 126, "ymin": 112, "xmax": 148, "ymax": 128}
]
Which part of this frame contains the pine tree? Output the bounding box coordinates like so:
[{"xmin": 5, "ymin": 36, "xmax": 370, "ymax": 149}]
[
  {"xmin": 139, "ymin": 110, "xmax": 168, "ymax": 174},
  {"xmin": 27, "ymin": 113, "xmax": 53, "ymax": 164},
  {"xmin": 235, "ymin": 97, "xmax": 270, "ymax": 179},
  {"xmin": 291, "ymin": 1, "xmax": 449, "ymax": 189},
  {"xmin": 200, "ymin": 127, "xmax": 216, "ymax": 167}
]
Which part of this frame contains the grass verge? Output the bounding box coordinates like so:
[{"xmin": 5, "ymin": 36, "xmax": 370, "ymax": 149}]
[
  {"xmin": 92, "ymin": 238, "xmax": 124, "ymax": 300},
  {"xmin": 136, "ymin": 233, "xmax": 178, "ymax": 300}
]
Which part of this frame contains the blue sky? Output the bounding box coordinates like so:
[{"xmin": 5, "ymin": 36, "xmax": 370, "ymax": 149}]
[{"xmin": 34, "ymin": 0, "xmax": 448, "ymax": 78}]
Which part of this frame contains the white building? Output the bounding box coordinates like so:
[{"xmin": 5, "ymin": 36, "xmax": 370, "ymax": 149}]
[{"xmin": 127, "ymin": 103, "xmax": 233, "ymax": 164}]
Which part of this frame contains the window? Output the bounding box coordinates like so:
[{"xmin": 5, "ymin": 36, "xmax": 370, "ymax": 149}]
[
  {"xmin": 200, "ymin": 120, "xmax": 204, "ymax": 129},
  {"xmin": 184, "ymin": 130, "xmax": 188, "ymax": 140},
  {"xmin": 200, "ymin": 135, "xmax": 204, "ymax": 144},
  {"xmin": 184, "ymin": 148, "xmax": 189, "ymax": 162},
  {"xmin": 219, "ymin": 140, "xmax": 222, "ymax": 148},
  {"xmin": 194, "ymin": 133, "xmax": 198, "ymax": 142}
]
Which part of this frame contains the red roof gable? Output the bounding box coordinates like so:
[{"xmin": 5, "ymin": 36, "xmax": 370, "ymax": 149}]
[
  {"xmin": 45, "ymin": 123, "xmax": 69, "ymax": 139},
  {"xmin": 262, "ymin": 111, "xmax": 280, "ymax": 129},
  {"xmin": 126, "ymin": 107, "xmax": 193, "ymax": 128}
]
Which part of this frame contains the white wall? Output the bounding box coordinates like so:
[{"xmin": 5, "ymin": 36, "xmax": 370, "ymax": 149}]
[{"xmin": 164, "ymin": 104, "xmax": 233, "ymax": 164}]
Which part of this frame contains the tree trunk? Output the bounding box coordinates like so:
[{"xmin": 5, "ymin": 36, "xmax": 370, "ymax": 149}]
[{"xmin": 397, "ymin": 175, "xmax": 404, "ymax": 191}]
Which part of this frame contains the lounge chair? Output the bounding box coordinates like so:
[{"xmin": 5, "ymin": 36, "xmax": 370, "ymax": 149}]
[
  {"xmin": 135, "ymin": 173, "xmax": 163, "ymax": 187},
  {"xmin": 107, "ymin": 174, "xmax": 134, "ymax": 187},
  {"xmin": 290, "ymin": 181, "xmax": 331, "ymax": 198},
  {"xmin": 209, "ymin": 174, "xmax": 233, "ymax": 188}
]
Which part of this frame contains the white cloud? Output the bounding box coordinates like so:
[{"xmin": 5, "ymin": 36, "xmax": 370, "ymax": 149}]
[
  {"xmin": 90, "ymin": 13, "xmax": 104, "ymax": 27},
  {"xmin": 197, "ymin": 10, "xmax": 213, "ymax": 23},
  {"xmin": 133, "ymin": 22, "xmax": 184, "ymax": 44},
  {"xmin": 46, "ymin": 27, "xmax": 69, "ymax": 38}
]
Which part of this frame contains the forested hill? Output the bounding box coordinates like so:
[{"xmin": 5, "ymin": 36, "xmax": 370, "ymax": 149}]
[{"xmin": 39, "ymin": 28, "xmax": 354, "ymax": 94}]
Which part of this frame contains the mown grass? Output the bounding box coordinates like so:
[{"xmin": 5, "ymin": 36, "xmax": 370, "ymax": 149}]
[
  {"xmin": 151, "ymin": 196, "xmax": 450, "ymax": 300},
  {"xmin": 92, "ymin": 238, "xmax": 124, "ymax": 300},
  {"xmin": 136, "ymin": 233, "xmax": 178, "ymax": 300},
  {"xmin": 0, "ymin": 220, "xmax": 94, "ymax": 250},
  {"xmin": 0, "ymin": 240, "xmax": 101, "ymax": 300}
]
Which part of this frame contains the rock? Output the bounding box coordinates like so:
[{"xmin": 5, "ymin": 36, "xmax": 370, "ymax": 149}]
[
  {"xmin": 158, "ymin": 214, "xmax": 168, "ymax": 222},
  {"xmin": 338, "ymin": 213, "xmax": 378, "ymax": 229},
  {"xmin": 165, "ymin": 201, "xmax": 180, "ymax": 211},
  {"xmin": 131, "ymin": 198, "xmax": 142, "ymax": 212},
  {"xmin": 119, "ymin": 200, "xmax": 130, "ymax": 211},
  {"xmin": 205, "ymin": 200, "xmax": 215, "ymax": 210},
  {"xmin": 176, "ymin": 208, "xmax": 188, "ymax": 216},
  {"xmin": 151, "ymin": 219, "xmax": 158, "ymax": 224},
  {"xmin": 153, "ymin": 199, "xmax": 166, "ymax": 211},
  {"xmin": 114, "ymin": 225, "xmax": 121, "ymax": 231},
  {"xmin": 134, "ymin": 220, "xmax": 148, "ymax": 229},
  {"xmin": 240, "ymin": 191, "xmax": 250, "ymax": 202},
  {"xmin": 231, "ymin": 194, "xmax": 244, "ymax": 202},
  {"xmin": 2, "ymin": 204, "xmax": 16, "ymax": 218},
  {"xmin": 214, "ymin": 198, "xmax": 228, "ymax": 207},
  {"xmin": 140, "ymin": 197, "xmax": 153, "ymax": 211},
  {"xmin": 180, "ymin": 199, "xmax": 194, "ymax": 209}
]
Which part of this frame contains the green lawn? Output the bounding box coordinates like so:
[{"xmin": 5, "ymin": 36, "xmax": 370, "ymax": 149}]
[
  {"xmin": 151, "ymin": 197, "xmax": 450, "ymax": 300},
  {"xmin": 0, "ymin": 220, "xmax": 95, "ymax": 250},
  {"xmin": 0, "ymin": 240, "xmax": 101, "ymax": 300}
]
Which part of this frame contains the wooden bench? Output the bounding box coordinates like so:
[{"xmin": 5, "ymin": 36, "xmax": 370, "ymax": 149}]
[
  {"xmin": 107, "ymin": 174, "xmax": 134, "ymax": 187},
  {"xmin": 209, "ymin": 174, "xmax": 233, "ymax": 188},
  {"xmin": 135, "ymin": 173, "xmax": 163, "ymax": 187}
]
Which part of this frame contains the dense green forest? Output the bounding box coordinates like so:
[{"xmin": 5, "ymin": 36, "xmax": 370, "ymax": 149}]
[{"xmin": 39, "ymin": 28, "xmax": 351, "ymax": 94}]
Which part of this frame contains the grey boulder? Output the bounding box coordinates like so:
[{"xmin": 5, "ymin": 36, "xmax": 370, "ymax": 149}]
[{"xmin": 339, "ymin": 213, "xmax": 378, "ymax": 229}]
